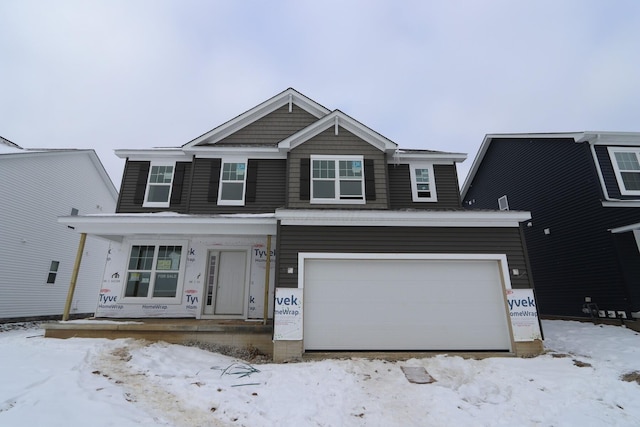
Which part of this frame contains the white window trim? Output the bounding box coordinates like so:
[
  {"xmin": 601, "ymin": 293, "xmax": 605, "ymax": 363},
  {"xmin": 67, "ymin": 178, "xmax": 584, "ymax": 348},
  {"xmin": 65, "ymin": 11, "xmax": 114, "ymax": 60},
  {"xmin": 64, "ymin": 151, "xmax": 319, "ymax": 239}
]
[
  {"xmin": 409, "ymin": 163, "xmax": 437, "ymax": 202},
  {"xmin": 121, "ymin": 240, "xmax": 188, "ymax": 304},
  {"xmin": 310, "ymin": 155, "xmax": 366, "ymax": 204},
  {"xmin": 608, "ymin": 147, "xmax": 640, "ymax": 196},
  {"xmin": 217, "ymin": 157, "xmax": 248, "ymax": 206},
  {"xmin": 143, "ymin": 161, "xmax": 176, "ymax": 208}
]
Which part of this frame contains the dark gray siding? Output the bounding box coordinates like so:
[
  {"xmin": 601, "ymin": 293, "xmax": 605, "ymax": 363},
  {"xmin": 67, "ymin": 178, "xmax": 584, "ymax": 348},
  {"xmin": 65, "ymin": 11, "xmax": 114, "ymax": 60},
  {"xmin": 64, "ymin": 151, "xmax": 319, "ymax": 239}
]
[
  {"xmin": 188, "ymin": 158, "xmax": 286, "ymax": 214},
  {"xmin": 287, "ymin": 127, "xmax": 388, "ymax": 209},
  {"xmin": 117, "ymin": 160, "xmax": 192, "ymax": 213},
  {"xmin": 613, "ymin": 232, "xmax": 640, "ymax": 313},
  {"xmin": 276, "ymin": 225, "xmax": 531, "ymax": 290},
  {"xmin": 388, "ymin": 163, "xmax": 461, "ymax": 209},
  {"xmin": 215, "ymin": 104, "xmax": 319, "ymax": 146},
  {"xmin": 463, "ymin": 138, "xmax": 640, "ymax": 317}
]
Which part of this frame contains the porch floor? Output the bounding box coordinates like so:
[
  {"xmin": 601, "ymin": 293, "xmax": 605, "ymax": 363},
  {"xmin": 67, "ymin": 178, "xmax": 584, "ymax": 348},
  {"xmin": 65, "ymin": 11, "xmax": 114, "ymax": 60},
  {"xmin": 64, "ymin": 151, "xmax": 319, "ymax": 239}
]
[{"xmin": 44, "ymin": 318, "xmax": 274, "ymax": 356}]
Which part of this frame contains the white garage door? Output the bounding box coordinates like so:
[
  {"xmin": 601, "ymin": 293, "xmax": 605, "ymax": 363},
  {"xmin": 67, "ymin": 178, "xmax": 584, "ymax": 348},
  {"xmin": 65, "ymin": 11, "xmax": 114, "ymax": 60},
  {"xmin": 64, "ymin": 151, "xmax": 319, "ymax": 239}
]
[{"xmin": 303, "ymin": 256, "xmax": 512, "ymax": 351}]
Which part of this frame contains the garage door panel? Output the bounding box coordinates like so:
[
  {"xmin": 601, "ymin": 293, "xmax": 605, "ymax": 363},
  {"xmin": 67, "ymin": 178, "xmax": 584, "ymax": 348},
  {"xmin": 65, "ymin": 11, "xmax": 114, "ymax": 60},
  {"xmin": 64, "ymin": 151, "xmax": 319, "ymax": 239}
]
[{"xmin": 303, "ymin": 258, "xmax": 511, "ymax": 351}]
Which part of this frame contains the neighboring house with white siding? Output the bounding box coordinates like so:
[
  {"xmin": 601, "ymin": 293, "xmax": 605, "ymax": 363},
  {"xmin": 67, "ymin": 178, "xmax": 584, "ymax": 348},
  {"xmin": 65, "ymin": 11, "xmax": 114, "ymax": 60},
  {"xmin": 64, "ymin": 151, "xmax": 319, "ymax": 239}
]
[{"xmin": 0, "ymin": 136, "xmax": 118, "ymax": 321}]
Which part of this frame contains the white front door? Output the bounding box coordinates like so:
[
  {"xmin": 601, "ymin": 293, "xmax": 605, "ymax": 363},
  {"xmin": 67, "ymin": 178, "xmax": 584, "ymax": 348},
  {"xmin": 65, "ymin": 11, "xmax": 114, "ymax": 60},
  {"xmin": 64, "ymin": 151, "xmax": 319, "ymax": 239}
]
[{"xmin": 203, "ymin": 250, "xmax": 248, "ymax": 316}]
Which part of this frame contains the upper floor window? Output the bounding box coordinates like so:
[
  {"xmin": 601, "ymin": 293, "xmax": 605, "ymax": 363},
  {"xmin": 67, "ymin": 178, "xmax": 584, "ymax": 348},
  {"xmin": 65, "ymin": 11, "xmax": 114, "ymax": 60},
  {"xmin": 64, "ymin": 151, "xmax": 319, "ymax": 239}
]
[
  {"xmin": 609, "ymin": 147, "xmax": 640, "ymax": 195},
  {"xmin": 143, "ymin": 162, "xmax": 175, "ymax": 207},
  {"xmin": 218, "ymin": 160, "xmax": 247, "ymax": 205},
  {"xmin": 311, "ymin": 155, "xmax": 365, "ymax": 204},
  {"xmin": 124, "ymin": 242, "xmax": 186, "ymax": 301},
  {"xmin": 409, "ymin": 164, "xmax": 437, "ymax": 202}
]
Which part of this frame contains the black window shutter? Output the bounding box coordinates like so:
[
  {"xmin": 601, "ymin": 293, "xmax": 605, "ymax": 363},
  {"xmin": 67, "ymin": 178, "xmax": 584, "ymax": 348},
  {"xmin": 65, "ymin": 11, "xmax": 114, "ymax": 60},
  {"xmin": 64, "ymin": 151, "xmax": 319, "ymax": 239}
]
[
  {"xmin": 364, "ymin": 159, "xmax": 376, "ymax": 200},
  {"xmin": 133, "ymin": 162, "xmax": 150, "ymax": 205},
  {"xmin": 300, "ymin": 158, "xmax": 310, "ymax": 200},
  {"xmin": 207, "ymin": 159, "xmax": 222, "ymax": 202},
  {"xmin": 170, "ymin": 162, "xmax": 186, "ymax": 205},
  {"xmin": 245, "ymin": 160, "xmax": 258, "ymax": 203}
]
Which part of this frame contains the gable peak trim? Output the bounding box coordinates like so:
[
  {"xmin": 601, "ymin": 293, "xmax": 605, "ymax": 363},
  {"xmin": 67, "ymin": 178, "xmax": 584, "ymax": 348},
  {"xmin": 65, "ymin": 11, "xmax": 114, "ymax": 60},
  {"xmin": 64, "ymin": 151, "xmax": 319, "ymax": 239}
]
[{"xmin": 182, "ymin": 88, "xmax": 331, "ymax": 149}]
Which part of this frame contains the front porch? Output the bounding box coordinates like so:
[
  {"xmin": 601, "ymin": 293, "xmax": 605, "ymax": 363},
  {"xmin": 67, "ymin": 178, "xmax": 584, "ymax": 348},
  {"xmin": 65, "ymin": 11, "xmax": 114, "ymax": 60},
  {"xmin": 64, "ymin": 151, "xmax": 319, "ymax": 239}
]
[{"xmin": 44, "ymin": 318, "xmax": 274, "ymax": 357}]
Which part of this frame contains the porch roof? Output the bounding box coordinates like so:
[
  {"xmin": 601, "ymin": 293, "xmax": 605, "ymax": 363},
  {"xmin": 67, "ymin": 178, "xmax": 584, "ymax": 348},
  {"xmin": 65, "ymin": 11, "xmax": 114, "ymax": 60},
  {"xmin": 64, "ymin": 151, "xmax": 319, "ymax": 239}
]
[{"xmin": 58, "ymin": 212, "xmax": 277, "ymax": 242}]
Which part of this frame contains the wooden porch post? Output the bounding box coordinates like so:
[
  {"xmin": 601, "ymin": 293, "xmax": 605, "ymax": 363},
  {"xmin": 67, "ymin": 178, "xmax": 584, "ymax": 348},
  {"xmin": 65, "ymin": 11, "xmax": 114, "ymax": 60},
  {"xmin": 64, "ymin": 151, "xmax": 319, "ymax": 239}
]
[
  {"xmin": 263, "ymin": 235, "xmax": 272, "ymax": 325},
  {"xmin": 62, "ymin": 233, "xmax": 87, "ymax": 321}
]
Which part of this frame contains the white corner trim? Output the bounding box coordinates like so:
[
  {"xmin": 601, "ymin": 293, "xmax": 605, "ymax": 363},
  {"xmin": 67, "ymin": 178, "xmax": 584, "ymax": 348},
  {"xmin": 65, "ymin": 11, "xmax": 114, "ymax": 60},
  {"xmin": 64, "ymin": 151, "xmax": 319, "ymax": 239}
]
[
  {"xmin": 296, "ymin": 252, "xmax": 513, "ymax": 290},
  {"xmin": 275, "ymin": 209, "xmax": 531, "ymax": 227}
]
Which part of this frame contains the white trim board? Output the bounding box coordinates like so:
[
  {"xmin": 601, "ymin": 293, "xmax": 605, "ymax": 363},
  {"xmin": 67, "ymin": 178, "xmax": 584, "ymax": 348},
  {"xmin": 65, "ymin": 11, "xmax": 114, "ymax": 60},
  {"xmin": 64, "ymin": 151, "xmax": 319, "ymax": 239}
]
[{"xmin": 276, "ymin": 209, "xmax": 531, "ymax": 227}]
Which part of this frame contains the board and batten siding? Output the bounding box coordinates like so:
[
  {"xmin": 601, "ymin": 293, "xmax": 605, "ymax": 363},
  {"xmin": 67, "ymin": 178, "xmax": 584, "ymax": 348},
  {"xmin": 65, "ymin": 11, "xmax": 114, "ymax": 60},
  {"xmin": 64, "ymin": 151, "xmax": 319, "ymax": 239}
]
[
  {"xmin": 388, "ymin": 163, "xmax": 462, "ymax": 209},
  {"xmin": 275, "ymin": 225, "xmax": 531, "ymax": 290},
  {"xmin": 287, "ymin": 127, "xmax": 388, "ymax": 209},
  {"xmin": 214, "ymin": 104, "xmax": 320, "ymax": 146},
  {"xmin": 0, "ymin": 151, "xmax": 117, "ymax": 319},
  {"xmin": 464, "ymin": 137, "xmax": 640, "ymax": 317}
]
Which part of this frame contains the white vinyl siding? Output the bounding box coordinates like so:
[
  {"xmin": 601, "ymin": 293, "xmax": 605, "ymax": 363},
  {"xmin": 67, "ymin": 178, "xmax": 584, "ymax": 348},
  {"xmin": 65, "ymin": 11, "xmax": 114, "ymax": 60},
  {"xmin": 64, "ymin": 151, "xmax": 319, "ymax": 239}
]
[{"xmin": 0, "ymin": 151, "xmax": 117, "ymax": 319}]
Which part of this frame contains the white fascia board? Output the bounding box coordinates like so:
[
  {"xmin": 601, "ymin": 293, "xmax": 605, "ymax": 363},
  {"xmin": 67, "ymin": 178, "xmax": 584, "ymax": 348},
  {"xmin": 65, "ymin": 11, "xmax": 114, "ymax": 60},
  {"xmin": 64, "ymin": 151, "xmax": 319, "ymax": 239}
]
[
  {"xmin": 58, "ymin": 214, "xmax": 277, "ymax": 237},
  {"xmin": 275, "ymin": 209, "xmax": 531, "ymax": 227},
  {"xmin": 183, "ymin": 89, "xmax": 331, "ymax": 148},
  {"xmin": 185, "ymin": 146, "xmax": 287, "ymax": 159},
  {"xmin": 390, "ymin": 151, "xmax": 467, "ymax": 164},
  {"xmin": 115, "ymin": 149, "xmax": 189, "ymax": 161},
  {"xmin": 278, "ymin": 111, "xmax": 398, "ymax": 153},
  {"xmin": 610, "ymin": 222, "xmax": 640, "ymax": 234},
  {"xmin": 578, "ymin": 131, "xmax": 640, "ymax": 145}
]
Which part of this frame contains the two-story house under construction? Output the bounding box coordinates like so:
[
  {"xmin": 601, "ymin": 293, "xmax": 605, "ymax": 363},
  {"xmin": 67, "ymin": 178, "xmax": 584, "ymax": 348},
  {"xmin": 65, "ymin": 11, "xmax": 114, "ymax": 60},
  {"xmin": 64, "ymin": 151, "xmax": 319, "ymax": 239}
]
[{"xmin": 57, "ymin": 89, "xmax": 541, "ymax": 360}]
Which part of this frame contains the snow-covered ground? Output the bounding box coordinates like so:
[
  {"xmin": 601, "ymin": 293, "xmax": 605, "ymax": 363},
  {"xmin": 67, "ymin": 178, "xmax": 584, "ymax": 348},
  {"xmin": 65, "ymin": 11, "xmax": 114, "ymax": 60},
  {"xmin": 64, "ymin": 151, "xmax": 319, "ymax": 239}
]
[{"xmin": 1, "ymin": 320, "xmax": 639, "ymax": 427}]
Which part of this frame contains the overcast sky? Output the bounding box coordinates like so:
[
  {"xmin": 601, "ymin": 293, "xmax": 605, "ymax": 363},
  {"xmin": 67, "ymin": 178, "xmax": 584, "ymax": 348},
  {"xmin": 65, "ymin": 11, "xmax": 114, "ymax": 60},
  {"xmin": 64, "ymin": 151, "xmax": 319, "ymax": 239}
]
[{"xmin": 2, "ymin": 0, "xmax": 639, "ymax": 189}]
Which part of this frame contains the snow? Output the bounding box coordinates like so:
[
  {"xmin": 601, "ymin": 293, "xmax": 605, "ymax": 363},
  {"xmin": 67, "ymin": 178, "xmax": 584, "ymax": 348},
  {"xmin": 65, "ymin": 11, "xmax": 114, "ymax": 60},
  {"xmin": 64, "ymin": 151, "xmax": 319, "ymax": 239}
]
[{"xmin": 1, "ymin": 320, "xmax": 639, "ymax": 426}]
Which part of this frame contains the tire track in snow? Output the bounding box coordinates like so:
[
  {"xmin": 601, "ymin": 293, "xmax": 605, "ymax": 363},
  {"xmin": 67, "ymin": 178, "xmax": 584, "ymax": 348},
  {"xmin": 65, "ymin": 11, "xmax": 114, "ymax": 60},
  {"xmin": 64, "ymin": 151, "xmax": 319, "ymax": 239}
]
[{"xmin": 91, "ymin": 342, "xmax": 231, "ymax": 427}]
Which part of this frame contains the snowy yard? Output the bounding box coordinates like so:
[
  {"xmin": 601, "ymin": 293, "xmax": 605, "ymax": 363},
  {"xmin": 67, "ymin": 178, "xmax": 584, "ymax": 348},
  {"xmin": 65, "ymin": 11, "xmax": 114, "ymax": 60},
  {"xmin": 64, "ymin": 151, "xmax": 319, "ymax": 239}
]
[{"xmin": 1, "ymin": 320, "xmax": 639, "ymax": 427}]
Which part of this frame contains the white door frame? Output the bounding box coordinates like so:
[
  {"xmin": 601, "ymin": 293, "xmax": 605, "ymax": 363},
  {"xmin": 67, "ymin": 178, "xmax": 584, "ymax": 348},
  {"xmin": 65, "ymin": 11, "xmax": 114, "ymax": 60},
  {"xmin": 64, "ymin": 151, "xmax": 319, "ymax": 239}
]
[{"xmin": 201, "ymin": 248, "xmax": 251, "ymax": 319}]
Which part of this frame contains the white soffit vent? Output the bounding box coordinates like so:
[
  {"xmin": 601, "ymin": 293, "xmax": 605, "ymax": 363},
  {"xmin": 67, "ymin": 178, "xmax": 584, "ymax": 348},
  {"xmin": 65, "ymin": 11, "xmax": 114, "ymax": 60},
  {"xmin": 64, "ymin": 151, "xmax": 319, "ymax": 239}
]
[{"xmin": 498, "ymin": 195, "xmax": 509, "ymax": 211}]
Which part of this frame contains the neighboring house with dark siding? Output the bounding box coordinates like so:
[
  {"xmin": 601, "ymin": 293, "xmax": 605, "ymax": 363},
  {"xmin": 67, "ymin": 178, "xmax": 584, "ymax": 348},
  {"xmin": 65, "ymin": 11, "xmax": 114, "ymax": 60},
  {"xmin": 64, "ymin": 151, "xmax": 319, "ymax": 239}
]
[
  {"xmin": 60, "ymin": 89, "xmax": 539, "ymax": 360},
  {"xmin": 461, "ymin": 132, "xmax": 640, "ymax": 322}
]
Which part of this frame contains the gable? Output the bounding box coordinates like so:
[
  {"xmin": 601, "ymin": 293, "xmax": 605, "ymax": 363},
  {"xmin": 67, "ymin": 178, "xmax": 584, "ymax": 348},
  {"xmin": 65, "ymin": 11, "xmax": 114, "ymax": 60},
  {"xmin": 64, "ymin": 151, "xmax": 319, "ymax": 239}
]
[
  {"xmin": 183, "ymin": 88, "xmax": 331, "ymax": 148},
  {"xmin": 213, "ymin": 104, "xmax": 319, "ymax": 146}
]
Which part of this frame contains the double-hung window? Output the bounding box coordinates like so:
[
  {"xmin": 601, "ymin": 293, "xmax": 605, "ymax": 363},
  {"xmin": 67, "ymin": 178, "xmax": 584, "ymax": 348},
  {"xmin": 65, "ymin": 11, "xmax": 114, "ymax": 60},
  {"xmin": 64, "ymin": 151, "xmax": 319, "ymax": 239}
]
[
  {"xmin": 143, "ymin": 162, "xmax": 175, "ymax": 207},
  {"xmin": 124, "ymin": 242, "xmax": 186, "ymax": 301},
  {"xmin": 409, "ymin": 164, "xmax": 437, "ymax": 202},
  {"xmin": 218, "ymin": 160, "xmax": 247, "ymax": 205},
  {"xmin": 311, "ymin": 155, "xmax": 365, "ymax": 203},
  {"xmin": 609, "ymin": 147, "xmax": 640, "ymax": 195}
]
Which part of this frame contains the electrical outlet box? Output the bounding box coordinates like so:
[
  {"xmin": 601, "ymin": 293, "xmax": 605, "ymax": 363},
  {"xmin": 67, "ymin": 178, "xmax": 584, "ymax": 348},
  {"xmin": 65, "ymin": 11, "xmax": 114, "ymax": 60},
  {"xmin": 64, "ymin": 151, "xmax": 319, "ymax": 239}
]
[
  {"xmin": 617, "ymin": 311, "xmax": 627, "ymax": 319},
  {"xmin": 598, "ymin": 310, "xmax": 606, "ymax": 317},
  {"xmin": 607, "ymin": 310, "xmax": 616, "ymax": 318}
]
